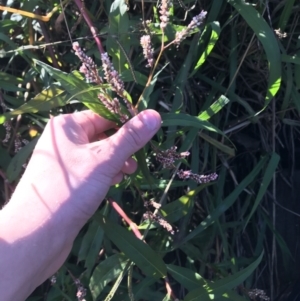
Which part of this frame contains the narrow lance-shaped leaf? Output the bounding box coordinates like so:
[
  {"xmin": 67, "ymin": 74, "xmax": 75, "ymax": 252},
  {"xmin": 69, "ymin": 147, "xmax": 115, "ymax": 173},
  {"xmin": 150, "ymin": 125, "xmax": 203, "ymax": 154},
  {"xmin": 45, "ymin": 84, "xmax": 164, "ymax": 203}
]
[
  {"xmin": 228, "ymin": 0, "xmax": 281, "ymax": 111},
  {"xmin": 89, "ymin": 253, "xmax": 129, "ymax": 300},
  {"xmin": 190, "ymin": 21, "xmax": 221, "ymax": 77},
  {"xmin": 6, "ymin": 137, "xmax": 39, "ymax": 182},
  {"xmin": 96, "ymin": 215, "xmax": 167, "ymax": 279},
  {"xmin": 244, "ymin": 152, "xmax": 280, "ymax": 228},
  {"xmin": 179, "ymin": 156, "xmax": 269, "ymax": 245},
  {"xmin": 198, "ymin": 95, "xmax": 230, "ymax": 121},
  {"xmin": 184, "ymin": 251, "xmax": 264, "ymax": 301},
  {"xmin": 0, "ymin": 85, "xmax": 67, "ymax": 123},
  {"xmin": 161, "ymin": 113, "xmax": 227, "ymax": 137}
]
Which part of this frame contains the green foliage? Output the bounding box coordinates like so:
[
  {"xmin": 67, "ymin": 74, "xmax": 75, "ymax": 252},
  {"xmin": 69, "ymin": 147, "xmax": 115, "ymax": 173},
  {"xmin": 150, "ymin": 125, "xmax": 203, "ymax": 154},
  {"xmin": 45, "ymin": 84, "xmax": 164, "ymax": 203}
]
[{"xmin": 1, "ymin": 0, "xmax": 299, "ymax": 300}]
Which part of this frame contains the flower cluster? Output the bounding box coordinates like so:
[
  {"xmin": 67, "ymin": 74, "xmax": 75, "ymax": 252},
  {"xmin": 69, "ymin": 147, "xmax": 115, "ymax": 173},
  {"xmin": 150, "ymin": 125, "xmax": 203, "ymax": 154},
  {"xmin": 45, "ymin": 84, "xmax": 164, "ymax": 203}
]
[
  {"xmin": 156, "ymin": 146, "xmax": 218, "ymax": 185},
  {"xmin": 73, "ymin": 43, "xmax": 131, "ymax": 123},
  {"xmin": 144, "ymin": 200, "xmax": 161, "ymax": 209},
  {"xmin": 159, "ymin": 0, "xmax": 172, "ymax": 29},
  {"xmin": 14, "ymin": 134, "xmax": 29, "ymax": 153},
  {"xmin": 143, "ymin": 200, "xmax": 174, "ymax": 234},
  {"xmin": 177, "ymin": 169, "xmax": 218, "ymax": 184},
  {"xmin": 2, "ymin": 121, "xmax": 11, "ymax": 144},
  {"xmin": 74, "ymin": 279, "xmax": 87, "ymax": 301},
  {"xmin": 248, "ymin": 289, "xmax": 270, "ymax": 301},
  {"xmin": 143, "ymin": 211, "xmax": 175, "ymax": 235},
  {"xmin": 156, "ymin": 146, "xmax": 190, "ymax": 168},
  {"xmin": 174, "ymin": 10, "xmax": 207, "ymax": 46},
  {"xmin": 101, "ymin": 52, "xmax": 132, "ymax": 113},
  {"xmin": 101, "ymin": 52, "xmax": 125, "ymax": 97},
  {"xmin": 140, "ymin": 35, "xmax": 154, "ymax": 68},
  {"xmin": 98, "ymin": 94, "xmax": 128, "ymax": 123},
  {"xmin": 73, "ymin": 42, "xmax": 102, "ymax": 84}
]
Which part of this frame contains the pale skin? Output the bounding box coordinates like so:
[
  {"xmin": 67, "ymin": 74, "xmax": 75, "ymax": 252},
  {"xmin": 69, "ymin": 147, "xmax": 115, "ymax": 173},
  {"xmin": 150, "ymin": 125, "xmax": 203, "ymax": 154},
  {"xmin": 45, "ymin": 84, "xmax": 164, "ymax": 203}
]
[{"xmin": 0, "ymin": 109, "xmax": 161, "ymax": 301}]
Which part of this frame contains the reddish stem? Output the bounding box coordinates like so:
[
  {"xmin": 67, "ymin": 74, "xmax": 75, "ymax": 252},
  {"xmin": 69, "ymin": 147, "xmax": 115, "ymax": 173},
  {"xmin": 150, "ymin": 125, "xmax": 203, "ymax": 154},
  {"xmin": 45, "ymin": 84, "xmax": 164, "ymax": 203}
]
[
  {"xmin": 108, "ymin": 198, "xmax": 143, "ymax": 240},
  {"xmin": 73, "ymin": 0, "xmax": 105, "ymax": 54},
  {"xmin": 165, "ymin": 277, "xmax": 177, "ymax": 300}
]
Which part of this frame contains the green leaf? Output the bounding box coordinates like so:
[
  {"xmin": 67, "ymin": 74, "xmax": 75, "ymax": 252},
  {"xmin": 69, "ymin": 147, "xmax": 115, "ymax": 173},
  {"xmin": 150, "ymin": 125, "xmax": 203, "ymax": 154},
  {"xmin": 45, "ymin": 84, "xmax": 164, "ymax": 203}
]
[
  {"xmin": 33, "ymin": 59, "xmax": 117, "ymax": 121},
  {"xmin": 0, "ymin": 32, "xmax": 25, "ymax": 59},
  {"xmin": 138, "ymin": 64, "xmax": 168, "ymax": 110},
  {"xmin": 180, "ymin": 156, "xmax": 269, "ymax": 245},
  {"xmin": 294, "ymin": 36, "xmax": 300, "ymax": 90},
  {"xmin": 96, "ymin": 215, "xmax": 167, "ymax": 279},
  {"xmin": 244, "ymin": 153, "xmax": 280, "ymax": 228},
  {"xmin": 198, "ymin": 95, "xmax": 230, "ymax": 121},
  {"xmin": 78, "ymin": 205, "xmax": 110, "ymax": 277},
  {"xmin": 0, "ymin": 85, "xmax": 67, "ymax": 121},
  {"xmin": 228, "ymin": 0, "xmax": 281, "ymax": 112},
  {"xmin": 184, "ymin": 252, "xmax": 264, "ymax": 301},
  {"xmin": 0, "ymin": 71, "xmax": 25, "ymax": 92},
  {"xmin": 281, "ymin": 54, "xmax": 300, "ymax": 65},
  {"xmin": 0, "ymin": 146, "xmax": 11, "ymax": 170},
  {"xmin": 161, "ymin": 113, "xmax": 226, "ymax": 137},
  {"xmin": 6, "ymin": 137, "xmax": 39, "ymax": 182},
  {"xmin": 167, "ymin": 264, "xmax": 206, "ymax": 291},
  {"xmin": 171, "ymin": 33, "xmax": 198, "ymax": 111},
  {"xmin": 198, "ymin": 132, "xmax": 235, "ymax": 157},
  {"xmin": 135, "ymin": 148, "xmax": 156, "ymax": 188},
  {"xmin": 190, "ymin": 22, "xmax": 221, "ymax": 77},
  {"xmin": 107, "ymin": 0, "xmax": 130, "ymax": 74},
  {"xmin": 89, "ymin": 253, "xmax": 128, "ymax": 300},
  {"xmin": 122, "ymin": 277, "xmax": 158, "ymax": 301},
  {"xmin": 160, "ymin": 189, "xmax": 200, "ymax": 223},
  {"xmin": 278, "ymin": 0, "xmax": 296, "ymax": 32},
  {"xmin": 160, "ymin": 196, "xmax": 191, "ymax": 223},
  {"xmin": 34, "ymin": 59, "xmax": 88, "ymax": 94},
  {"xmin": 196, "ymin": 73, "xmax": 256, "ymax": 117}
]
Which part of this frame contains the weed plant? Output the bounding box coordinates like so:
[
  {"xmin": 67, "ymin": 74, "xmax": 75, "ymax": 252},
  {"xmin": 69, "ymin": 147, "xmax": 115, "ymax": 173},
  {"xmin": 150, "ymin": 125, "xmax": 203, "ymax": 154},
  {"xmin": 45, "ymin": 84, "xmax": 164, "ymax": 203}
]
[{"xmin": 0, "ymin": 0, "xmax": 300, "ymax": 300}]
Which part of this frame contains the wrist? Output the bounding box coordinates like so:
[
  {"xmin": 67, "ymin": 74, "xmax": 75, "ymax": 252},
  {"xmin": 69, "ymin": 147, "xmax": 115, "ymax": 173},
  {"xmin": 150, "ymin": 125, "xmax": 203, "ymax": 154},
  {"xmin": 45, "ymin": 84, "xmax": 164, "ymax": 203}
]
[{"xmin": 0, "ymin": 182, "xmax": 77, "ymax": 300}]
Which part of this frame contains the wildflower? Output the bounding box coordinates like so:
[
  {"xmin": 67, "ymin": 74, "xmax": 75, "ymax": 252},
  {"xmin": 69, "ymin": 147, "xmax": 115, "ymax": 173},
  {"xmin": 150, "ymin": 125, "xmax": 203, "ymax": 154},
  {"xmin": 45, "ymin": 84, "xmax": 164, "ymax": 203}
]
[
  {"xmin": 101, "ymin": 52, "xmax": 125, "ymax": 96},
  {"xmin": 72, "ymin": 42, "xmax": 102, "ymax": 84},
  {"xmin": 177, "ymin": 169, "xmax": 218, "ymax": 184},
  {"xmin": 159, "ymin": 0, "xmax": 172, "ymax": 30},
  {"xmin": 2, "ymin": 121, "xmax": 11, "ymax": 144},
  {"xmin": 155, "ymin": 146, "xmax": 218, "ymax": 184},
  {"xmin": 100, "ymin": 53, "xmax": 132, "ymax": 112},
  {"xmin": 14, "ymin": 134, "xmax": 23, "ymax": 153},
  {"xmin": 174, "ymin": 10, "xmax": 207, "ymax": 46},
  {"xmin": 140, "ymin": 35, "xmax": 154, "ymax": 68},
  {"xmin": 98, "ymin": 94, "xmax": 128, "ymax": 123},
  {"xmin": 156, "ymin": 146, "xmax": 190, "ymax": 168},
  {"xmin": 143, "ymin": 211, "xmax": 174, "ymax": 235},
  {"xmin": 248, "ymin": 289, "xmax": 270, "ymax": 301},
  {"xmin": 74, "ymin": 279, "xmax": 87, "ymax": 301},
  {"xmin": 144, "ymin": 200, "xmax": 161, "ymax": 209}
]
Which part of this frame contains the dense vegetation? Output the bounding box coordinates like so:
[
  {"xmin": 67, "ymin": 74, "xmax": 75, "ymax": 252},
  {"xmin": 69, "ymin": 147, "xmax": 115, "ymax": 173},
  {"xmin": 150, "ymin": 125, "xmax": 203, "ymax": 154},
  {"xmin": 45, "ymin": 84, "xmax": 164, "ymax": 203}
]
[{"xmin": 0, "ymin": 0, "xmax": 299, "ymax": 300}]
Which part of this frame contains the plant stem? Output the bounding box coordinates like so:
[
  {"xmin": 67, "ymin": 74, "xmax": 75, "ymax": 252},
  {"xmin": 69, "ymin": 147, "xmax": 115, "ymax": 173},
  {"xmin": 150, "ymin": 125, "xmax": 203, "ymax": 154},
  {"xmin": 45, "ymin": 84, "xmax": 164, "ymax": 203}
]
[
  {"xmin": 73, "ymin": 0, "xmax": 105, "ymax": 54},
  {"xmin": 108, "ymin": 198, "xmax": 143, "ymax": 240},
  {"xmin": 135, "ymin": 33, "xmax": 165, "ymax": 109}
]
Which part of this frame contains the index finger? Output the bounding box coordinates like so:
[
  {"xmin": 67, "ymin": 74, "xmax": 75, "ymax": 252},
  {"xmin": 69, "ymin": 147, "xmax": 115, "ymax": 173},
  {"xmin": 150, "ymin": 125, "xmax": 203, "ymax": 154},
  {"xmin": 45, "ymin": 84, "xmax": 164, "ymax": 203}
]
[{"xmin": 69, "ymin": 110, "xmax": 117, "ymax": 142}]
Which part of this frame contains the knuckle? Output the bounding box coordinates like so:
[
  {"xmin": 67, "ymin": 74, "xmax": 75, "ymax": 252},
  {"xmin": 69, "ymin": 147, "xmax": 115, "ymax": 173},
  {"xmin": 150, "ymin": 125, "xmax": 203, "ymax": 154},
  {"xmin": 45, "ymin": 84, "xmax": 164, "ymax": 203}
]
[{"xmin": 125, "ymin": 127, "xmax": 142, "ymax": 150}]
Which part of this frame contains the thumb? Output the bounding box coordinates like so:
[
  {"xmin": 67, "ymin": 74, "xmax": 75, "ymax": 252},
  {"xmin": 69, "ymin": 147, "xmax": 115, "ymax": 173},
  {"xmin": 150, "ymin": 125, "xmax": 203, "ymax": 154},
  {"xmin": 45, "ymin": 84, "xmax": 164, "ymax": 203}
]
[{"xmin": 108, "ymin": 109, "xmax": 161, "ymax": 162}]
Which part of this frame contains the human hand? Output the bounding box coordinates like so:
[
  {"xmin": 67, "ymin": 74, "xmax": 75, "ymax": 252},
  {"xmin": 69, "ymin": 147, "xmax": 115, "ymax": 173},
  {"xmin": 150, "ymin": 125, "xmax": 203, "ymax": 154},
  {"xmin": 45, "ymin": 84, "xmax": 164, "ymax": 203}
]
[
  {"xmin": 0, "ymin": 109, "xmax": 161, "ymax": 300},
  {"xmin": 15, "ymin": 109, "xmax": 161, "ymax": 228}
]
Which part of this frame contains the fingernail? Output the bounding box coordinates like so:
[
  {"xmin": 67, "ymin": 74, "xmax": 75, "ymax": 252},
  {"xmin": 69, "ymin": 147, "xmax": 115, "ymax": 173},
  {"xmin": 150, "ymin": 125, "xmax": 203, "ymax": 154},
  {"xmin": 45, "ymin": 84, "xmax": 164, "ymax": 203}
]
[{"xmin": 141, "ymin": 111, "xmax": 160, "ymax": 130}]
